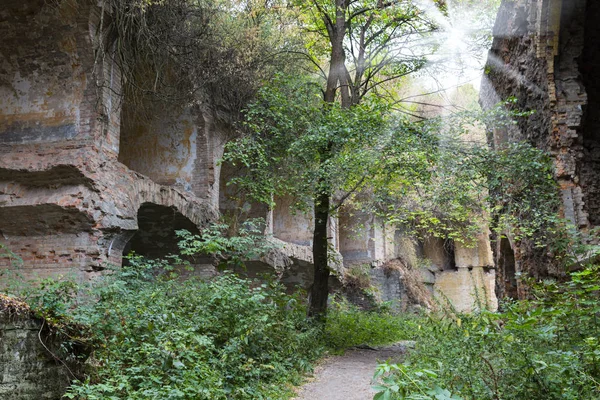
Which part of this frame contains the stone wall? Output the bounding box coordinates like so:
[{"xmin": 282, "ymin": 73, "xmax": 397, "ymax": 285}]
[
  {"xmin": 481, "ymin": 0, "xmax": 597, "ymax": 229},
  {"xmin": 338, "ymin": 207, "xmax": 396, "ymax": 267},
  {"xmin": 0, "ymin": 1, "xmax": 219, "ymax": 282},
  {"xmin": 481, "ymin": 0, "xmax": 600, "ymax": 296},
  {"xmin": 272, "ymin": 196, "xmax": 314, "ymax": 246},
  {"xmin": 0, "ymin": 294, "xmax": 82, "ymax": 399},
  {"xmin": 339, "ymin": 230, "xmax": 497, "ymax": 312}
]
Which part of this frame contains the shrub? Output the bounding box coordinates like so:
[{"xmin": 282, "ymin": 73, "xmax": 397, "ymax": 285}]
[
  {"xmin": 16, "ymin": 259, "xmax": 322, "ymax": 400},
  {"xmin": 373, "ymin": 265, "xmax": 600, "ymax": 400},
  {"xmin": 324, "ymin": 299, "xmax": 417, "ymax": 353}
]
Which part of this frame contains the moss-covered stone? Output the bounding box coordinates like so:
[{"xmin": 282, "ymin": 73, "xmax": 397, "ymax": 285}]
[{"xmin": 0, "ymin": 294, "xmax": 73, "ymax": 399}]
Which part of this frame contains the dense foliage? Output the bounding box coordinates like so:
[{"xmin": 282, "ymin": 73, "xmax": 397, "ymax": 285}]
[
  {"xmin": 373, "ymin": 265, "xmax": 600, "ymax": 400},
  {"xmin": 3, "ymin": 230, "xmax": 414, "ymax": 399},
  {"xmin": 228, "ymin": 80, "xmax": 562, "ymax": 247},
  {"xmin": 324, "ymin": 300, "xmax": 415, "ymax": 353},
  {"xmin": 176, "ymin": 218, "xmax": 275, "ymax": 270},
  {"xmin": 224, "ymin": 75, "xmax": 393, "ymax": 209},
  {"xmin": 23, "ymin": 264, "xmax": 320, "ymax": 400}
]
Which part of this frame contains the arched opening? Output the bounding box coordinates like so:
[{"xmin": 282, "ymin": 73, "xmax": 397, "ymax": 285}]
[
  {"xmin": 123, "ymin": 203, "xmax": 200, "ymax": 263},
  {"xmin": 498, "ymin": 237, "xmax": 517, "ymax": 299}
]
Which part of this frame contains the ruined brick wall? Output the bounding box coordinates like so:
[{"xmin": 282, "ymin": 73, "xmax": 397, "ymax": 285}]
[
  {"xmin": 480, "ymin": 0, "xmax": 553, "ymax": 147},
  {"xmin": 119, "ymin": 100, "xmax": 227, "ymax": 205},
  {"xmin": 0, "ymin": 0, "xmax": 218, "ymax": 282},
  {"xmin": 481, "ymin": 0, "xmax": 600, "ymax": 297},
  {"xmin": 119, "ymin": 103, "xmax": 200, "ymax": 190},
  {"xmin": 481, "ymin": 0, "xmax": 589, "ymax": 227},
  {"xmin": 272, "ymin": 195, "xmax": 314, "ymax": 246},
  {"xmin": 338, "ymin": 208, "xmax": 396, "ymax": 267}
]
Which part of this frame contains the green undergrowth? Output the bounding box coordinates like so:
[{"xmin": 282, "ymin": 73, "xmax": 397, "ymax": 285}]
[
  {"xmin": 12, "ymin": 259, "xmax": 321, "ymax": 399},
  {"xmin": 13, "ymin": 255, "xmax": 600, "ymax": 400},
  {"xmin": 325, "ymin": 299, "xmax": 418, "ymax": 354},
  {"xmin": 373, "ymin": 265, "xmax": 600, "ymax": 400},
  {"xmin": 6, "ymin": 254, "xmax": 418, "ymax": 400}
]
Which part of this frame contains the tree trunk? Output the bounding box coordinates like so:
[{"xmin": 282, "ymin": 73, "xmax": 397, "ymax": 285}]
[
  {"xmin": 308, "ymin": 190, "xmax": 331, "ymax": 319},
  {"xmin": 308, "ymin": 0, "xmax": 349, "ymax": 319}
]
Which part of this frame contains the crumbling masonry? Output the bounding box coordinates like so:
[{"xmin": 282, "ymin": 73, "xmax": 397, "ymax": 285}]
[
  {"xmin": 481, "ymin": 0, "xmax": 600, "ymax": 297},
  {"xmin": 0, "ymin": 0, "xmax": 495, "ymax": 312},
  {"xmin": 0, "ymin": 0, "xmax": 219, "ymax": 282}
]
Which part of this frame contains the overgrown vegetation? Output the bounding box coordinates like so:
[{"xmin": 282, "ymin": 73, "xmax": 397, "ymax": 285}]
[
  {"xmin": 176, "ymin": 218, "xmax": 275, "ymax": 270},
  {"xmin": 2, "ymin": 232, "xmax": 414, "ymax": 399},
  {"xmin": 4, "ymin": 0, "xmax": 599, "ymax": 398},
  {"xmin": 324, "ymin": 299, "xmax": 415, "ymax": 353},
  {"xmin": 226, "ymin": 70, "xmax": 565, "ymax": 317},
  {"xmin": 373, "ymin": 264, "xmax": 600, "ymax": 400},
  {"xmin": 15, "ymin": 263, "xmax": 320, "ymax": 399},
  {"xmin": 97, "ymin": 0, "xmax": 300, "ymax": 123}
]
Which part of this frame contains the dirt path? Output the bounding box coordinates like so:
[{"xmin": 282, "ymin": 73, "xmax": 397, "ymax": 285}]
[{"xmin": 293, "ymin": 342, "xmax": 411, "ymax": 400}]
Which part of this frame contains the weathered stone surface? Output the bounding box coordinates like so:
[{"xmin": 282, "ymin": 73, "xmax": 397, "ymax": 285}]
[
  {"xmin": 434, "ymin": 267, "xmax": 497, "ymax": 313},
  {"xmin": 423, "ymin": 237, "xmax": 451, "ymax": 271},
  {"xmin": 338, "ymin": 208, "xmax": 396, "ymax": 267},
  {"xmin": 0, "ymin": 1, "xmax": 219, "ymax": 280},
  {"xmin": 0, "ymin": 294, "xmax": 82, "ymax": 399},
  {"xmin": 120, "ymin": 102, "xmax": 227, "ymax": 205},
  {"xmin": 272, "ymin": 196, "xmax": 314, "ymax": 246},
  {"xmin": 0, "ymin": 146, "xmax": 218, "ymax": 280},
  {"xmin": 370, "ymin": 267, "xmax": 409, "ymax": 309},
  {"xmin": 418, "ymin": 233, "xmax": 498, "ymax": 311},
  {"xmin": 120, "ymin": 105, "xmax": 200, "ymax": 190},
  {"xmin": 481, "ymin": 0, "xmax": 600, "ymax": 295},
  {"xmin": 454, "ymin": 233, "xmax": 494, "ymax": 269},
  {"xmin": 482, "ymin": 0, "xmax": 599, "ymax": 229}
]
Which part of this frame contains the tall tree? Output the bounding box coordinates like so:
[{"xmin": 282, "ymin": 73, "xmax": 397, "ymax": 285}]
[
  {"xmin": 296, "ymin": 0, "xmax": 437, "ymax": 317},
  {"xmin": 302, "ymin": 0, "xmax": 438, "ymax": 107},
  {"xmin": 226, "ymin": 0, "xmax": 487, "ymax": 319}
]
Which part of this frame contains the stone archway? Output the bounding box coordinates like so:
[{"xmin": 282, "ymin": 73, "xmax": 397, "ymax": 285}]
[{"xmin": 122, "ymin": 203, "xmax": 200, "ymax": 262}]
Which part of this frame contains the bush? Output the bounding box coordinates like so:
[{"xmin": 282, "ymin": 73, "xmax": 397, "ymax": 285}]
[
  {"xmin": 17, "ymin": 259, "xmax": 322, "ymax": 400},
  {"xmin": 373, "ymin": 265, "xmax": 600, "ymax": 400},
  {"xmin": 324, "ymin": 299, "xmax": 417, "ymax": 353}
]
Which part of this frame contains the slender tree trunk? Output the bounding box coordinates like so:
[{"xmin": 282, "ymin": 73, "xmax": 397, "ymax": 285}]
[
  {"xmin": 308, "ymin": 190, "xmax": 331, "ymax": 319},
  {"xmin": 308, "ymin": 0, "xmax": 349, "ymax": 319}
]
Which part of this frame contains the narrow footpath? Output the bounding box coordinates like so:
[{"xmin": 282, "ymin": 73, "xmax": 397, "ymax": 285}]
[{"xmin": 293, "ymin": 343, "xmax": 409, "ymax": 400}]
